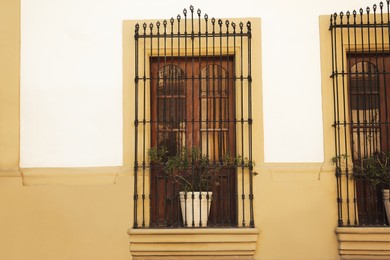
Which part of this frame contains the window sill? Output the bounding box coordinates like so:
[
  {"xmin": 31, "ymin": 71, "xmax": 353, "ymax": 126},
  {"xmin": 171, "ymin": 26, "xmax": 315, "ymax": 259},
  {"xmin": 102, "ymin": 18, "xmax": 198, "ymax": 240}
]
[
  {"xmin": 336, "ymin": 227, "xmax": 390, "ymax": 260},
  {"xmin": 128, "ymin": 228, "xmax": 260, "ymax": 260}
]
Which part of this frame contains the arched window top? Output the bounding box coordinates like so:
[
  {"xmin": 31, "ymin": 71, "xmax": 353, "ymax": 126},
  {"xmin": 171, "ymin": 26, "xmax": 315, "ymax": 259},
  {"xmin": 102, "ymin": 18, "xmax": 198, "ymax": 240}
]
[
  {"xmin": 349, "ymin": 61, "xmax": 379, "ymax": 110},
  {"xmin": 158, "ymin": 64, "xmax": 185, "ymax": 79},
  {"xmin": 350, "ymin": 61, "xmax": 379, "ymax": 78},
  {"xmin": 200, "ymin": 64, "xmax": 228, "ymax": 95},
  {"xmin": 200, "ymin": 64, "xmax": 227, "ymax": 78},
  {"xmin": 158, "ymin": 64, "xmax": 185, "ymax": 95}
]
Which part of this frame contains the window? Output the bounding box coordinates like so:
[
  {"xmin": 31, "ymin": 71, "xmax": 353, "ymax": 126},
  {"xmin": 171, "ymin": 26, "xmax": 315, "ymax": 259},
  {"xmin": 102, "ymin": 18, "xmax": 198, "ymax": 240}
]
[
  {"xmin": 349, "ymin": 59, "xmax": 381, "ymax": 161},
  {"xmin": 348, "ymin": 57, "xmax": 388, "ymax": 226},
  {"xmin": 330, "ymin": 5, "xmax": 390, "ymax": 226},
  {"xmin": 149, "ymin": 57, "xmax": 237, "ymax": 227},
  {"xmin": 132, "ymin": 6, "xmax": 255, "ymax": 228}
]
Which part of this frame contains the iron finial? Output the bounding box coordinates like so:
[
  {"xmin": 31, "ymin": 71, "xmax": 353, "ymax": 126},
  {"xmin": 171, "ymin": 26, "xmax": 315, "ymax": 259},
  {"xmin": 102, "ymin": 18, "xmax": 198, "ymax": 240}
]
[
  {"xmin": 204, "ymin": 14, "xmax": 208, "ymax": 21},
  {"xmin": 197, "ymin": 8, "xmax": 201, "ymax": 16},
  {"xmin": 211, "ymin": 17, "xmax": 215, "ymax": 24},
  {"xmin": 380, "ymin": 2, "xmax": 384, "ymax": 9},
  {"xmin": 170, "ymin": 17, "xmax": 174, "ymax": 24},
  {"xmin": 359, "ymin": 8, "xmax": 363, "ymax": 15},
  {"xmin": 366, "ymin": 6, "xmax": 370, "ymax": 13},
  {"xmin": 183, "ymin": 8, "xmax": 187, "ymax": 16},
  {"xmin": 177, "ymin": 14, "xmax": 181, "ymax": 21},
  {"xmin": 190, "ymin": 5, "xmax": 194, "ymax": 12},
  {"xmin": 373, "ymin": 4, "xmax": 377, "ymax": 11}
]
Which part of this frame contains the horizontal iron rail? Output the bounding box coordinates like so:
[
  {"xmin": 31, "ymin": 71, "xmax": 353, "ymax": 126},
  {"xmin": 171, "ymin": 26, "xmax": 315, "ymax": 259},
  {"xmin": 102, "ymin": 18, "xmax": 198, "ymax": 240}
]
[{"xmin": 136, "ymin": 33, "xmax": 251, "ymax": 39}]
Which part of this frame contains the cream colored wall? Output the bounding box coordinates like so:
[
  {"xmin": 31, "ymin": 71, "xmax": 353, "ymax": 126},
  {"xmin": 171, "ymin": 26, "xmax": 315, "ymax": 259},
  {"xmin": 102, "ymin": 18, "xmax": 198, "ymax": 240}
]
[
  {"xmin": 0, "ymin": 1, "xmax": 133, "ymax": 260},
  {"xmin": 254, "ymin": 27, "xmax": 341, "ymax": 254}
]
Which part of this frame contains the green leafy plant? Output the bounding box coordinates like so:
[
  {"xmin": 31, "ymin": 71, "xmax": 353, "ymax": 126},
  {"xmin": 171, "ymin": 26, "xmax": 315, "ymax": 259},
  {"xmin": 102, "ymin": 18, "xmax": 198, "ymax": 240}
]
[
  {"xmin": 148, "ymin": 146, "xmax": 255, "ymax": 191},
  {"xmin": 353, "ymin": 151, "xmax": 390, "ymax": 187},
  {"xmin": 331, "ymin": 153, "xmax": 349, "ymax": 166}
]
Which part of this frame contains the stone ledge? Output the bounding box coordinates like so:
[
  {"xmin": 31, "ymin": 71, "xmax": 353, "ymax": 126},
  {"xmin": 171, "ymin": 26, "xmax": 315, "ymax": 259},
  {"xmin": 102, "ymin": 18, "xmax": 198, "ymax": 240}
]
[
  {"xmin": 20, "ymin": 166, "xmax": 127, "ymax": 185},
  {"xmin": 336, "ymin": 227, "xmax": 390, "ymax": 260},
  {"xmin": 128, "ymin": 228, "xmax": 259, "ymax": 260},
  {"xmin": 0, "ymin": 169, "xmax": 21, "ymax": 177}
]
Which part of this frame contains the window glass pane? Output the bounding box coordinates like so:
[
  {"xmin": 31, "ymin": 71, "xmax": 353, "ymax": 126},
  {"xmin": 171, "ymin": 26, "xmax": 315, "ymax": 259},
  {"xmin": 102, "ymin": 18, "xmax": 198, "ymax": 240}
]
[
  {"xmin": 200, "ymin": 64, "xmax": 228, "ymax": 160},
  {"xmin": 350, "ymin": 62, "xmax": 379, "ymax": 110},
  {"xmin": 156, "ymin": 65, "xmax": 185, "ymax": 154},
  {"xmin": 350, "ymin": 61, "xmax": 380, "ymax": 160}
]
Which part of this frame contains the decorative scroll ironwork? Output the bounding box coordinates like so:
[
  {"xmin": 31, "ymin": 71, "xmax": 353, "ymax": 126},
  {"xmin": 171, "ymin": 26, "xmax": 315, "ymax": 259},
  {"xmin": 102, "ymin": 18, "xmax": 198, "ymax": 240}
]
[
  {"xmin": 331, "ymin": 1, "xmax": 390, "ymax": 227},
  {"xmin": 133, "ymin": 6, "xmax": 254, "ymax": 228}
]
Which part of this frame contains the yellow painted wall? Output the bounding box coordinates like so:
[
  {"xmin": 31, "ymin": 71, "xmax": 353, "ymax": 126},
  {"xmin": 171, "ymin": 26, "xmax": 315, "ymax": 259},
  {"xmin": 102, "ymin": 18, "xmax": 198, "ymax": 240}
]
[
  {"xmin": 0, "ymin": 0, "xmax": 19, "ymax": 173},
  {"xmin": 0, "ymin": 1, "xmax": 133, "ymax": 260},
  {"xmin": 255, "ymin": 165, "xmax": 339, "ymax": 260},
  {"xmin": 0, "ymin": 1, "xmax": 341, "ymax": 259},
  {"xmin": 124, "ymin": 18, "xmax": 340, "ymax": 260},
  {"xmin": 0, "ymin": 176, "xmax": 132, "ymax": 260}
]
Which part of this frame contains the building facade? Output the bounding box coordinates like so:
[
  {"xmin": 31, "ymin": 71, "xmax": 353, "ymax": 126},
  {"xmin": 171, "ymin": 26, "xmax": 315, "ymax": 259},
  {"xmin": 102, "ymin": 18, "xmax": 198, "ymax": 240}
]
[{"xmin": 1, "ymin": 0, "xmax": 390, "ymax": 259}]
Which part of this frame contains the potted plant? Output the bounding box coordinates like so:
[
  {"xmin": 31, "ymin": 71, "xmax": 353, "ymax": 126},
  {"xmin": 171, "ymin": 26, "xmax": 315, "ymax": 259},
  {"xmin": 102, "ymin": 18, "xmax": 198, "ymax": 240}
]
[
  {"xmin": 148, "ymin": 146, "xmax": 239, "ymax": 227},
  {"xmin": 353, "ymin": 151, "xmax": 390, "ymax": 224}
]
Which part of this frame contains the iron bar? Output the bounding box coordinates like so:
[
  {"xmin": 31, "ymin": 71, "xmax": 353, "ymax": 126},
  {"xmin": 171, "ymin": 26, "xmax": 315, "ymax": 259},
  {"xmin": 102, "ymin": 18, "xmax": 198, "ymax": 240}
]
[
  {"xmin": 239, "ymin": 21, "xmax": 246, "ymax": 227},
  {"xmin": 133, "ymin": 23, "xmax": 140, "ymax": 229},
  {"xmin": 247, "ymin": 21, "xmax": 254, "ymax": 228}
]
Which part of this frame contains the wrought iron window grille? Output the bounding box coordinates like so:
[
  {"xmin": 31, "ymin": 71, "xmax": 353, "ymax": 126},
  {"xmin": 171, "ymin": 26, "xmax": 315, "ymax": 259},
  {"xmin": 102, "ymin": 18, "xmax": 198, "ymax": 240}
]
[
  {"xmin": 331, "ymin": 1, "xmax": 390, "ymax": 227},
  {"xmin": 132, "ymin": 6, "xmax": 254, "ymax": 228}
]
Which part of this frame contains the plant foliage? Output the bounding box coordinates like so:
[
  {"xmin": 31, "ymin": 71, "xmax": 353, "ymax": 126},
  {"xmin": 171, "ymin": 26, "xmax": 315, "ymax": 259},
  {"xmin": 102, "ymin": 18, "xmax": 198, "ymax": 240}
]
[
  {"xmin": 354, "ymin": 151, "xmax": 390, "ymax": 187},
  {"xmin": 148, "ymin": 146, "xmax": 254, "ymax": 191}
]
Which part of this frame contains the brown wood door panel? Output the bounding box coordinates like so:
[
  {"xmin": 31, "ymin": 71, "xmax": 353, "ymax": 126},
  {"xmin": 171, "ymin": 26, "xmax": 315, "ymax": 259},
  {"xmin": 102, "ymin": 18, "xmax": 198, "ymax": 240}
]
[
  {"xmin": 348, "ymin": 53, "xmax": 390, "ymax": 225},
  {"xmin": 149, "ymin": 56, "xmax": 237, "ymax": 227},
  {"xmin": 348, "ymin": 54, "xmax": 390, "ymax": 154}
]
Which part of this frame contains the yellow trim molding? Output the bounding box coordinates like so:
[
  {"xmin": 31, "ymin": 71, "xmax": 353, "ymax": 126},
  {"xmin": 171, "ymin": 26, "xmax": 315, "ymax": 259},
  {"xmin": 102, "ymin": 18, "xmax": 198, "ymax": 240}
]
[
  {"xmin": 258, "ymin": 162, "xmax": 327, "ymax": 182},
  {"xmin": 0, "ymin": 0, "xmax": 20, "ymax": 173},
  {"xmin": 128, "ymin": 228, "xmax": 260, "ymax": 259},
  {"xmin": 336, "ymin": 227, "xmax": 390, "ymax": 260},
  {"xmin": 20, "ymin": 166, "xmax": 128, "ymax": 185}
]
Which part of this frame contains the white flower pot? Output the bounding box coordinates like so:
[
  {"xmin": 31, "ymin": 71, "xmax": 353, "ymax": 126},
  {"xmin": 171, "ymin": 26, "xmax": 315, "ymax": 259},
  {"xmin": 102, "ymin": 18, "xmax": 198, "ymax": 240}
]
[
  {"xmin": 383, "ymin": 189, "xmax": 390, "ymax": 224},
  {"xmin": 179, "ymin": 191, "xmax": 212, "ymax": 227}
]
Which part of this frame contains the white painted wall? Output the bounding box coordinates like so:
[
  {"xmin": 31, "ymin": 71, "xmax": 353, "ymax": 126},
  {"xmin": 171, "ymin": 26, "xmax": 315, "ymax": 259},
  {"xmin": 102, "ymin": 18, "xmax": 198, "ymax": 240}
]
[{"xmin": 20, "ymin": 0, "xmax": 378, "ymax": 166}]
